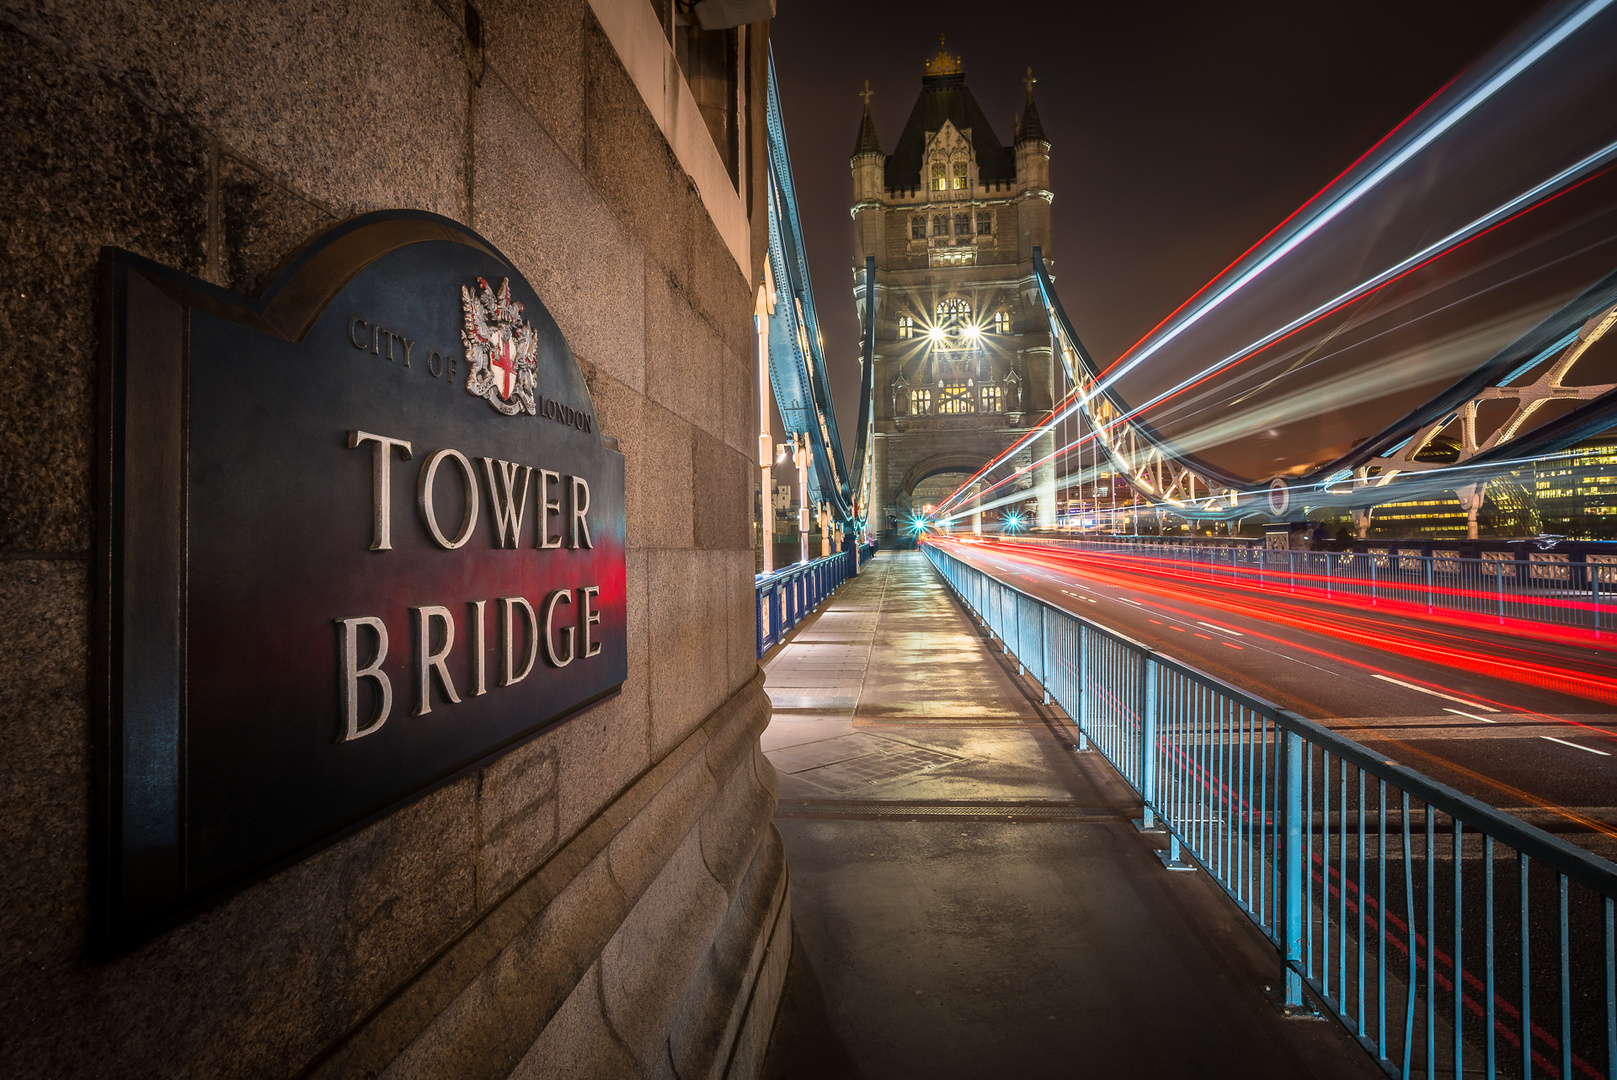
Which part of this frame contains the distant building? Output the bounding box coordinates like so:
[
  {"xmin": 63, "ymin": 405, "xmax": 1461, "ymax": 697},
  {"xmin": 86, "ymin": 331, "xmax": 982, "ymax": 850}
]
[
  {"xmin": 1357, "ymin": 440, "xmax": 1617, "ymax": 540},
  {"xmin": 852, "ymin": 40, "xmax": 1058, "ymax": 539}
]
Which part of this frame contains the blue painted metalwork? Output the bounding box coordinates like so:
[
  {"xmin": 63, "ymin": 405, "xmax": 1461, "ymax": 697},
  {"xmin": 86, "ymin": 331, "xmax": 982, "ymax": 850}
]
[
  {"xmin": 848, "ymin": 256, "xmax": 877, "ymax": 525},
  {"xmin": 764, "ymin": 50, "xmax": 855, "ymax": 526},
  {"xmin": 926, "ymin": 539, "xmax": 1617, "ymax": 1079},
  {"xmin": 754, "ymin": 542, "xmax": 877, "ymax": 657}
]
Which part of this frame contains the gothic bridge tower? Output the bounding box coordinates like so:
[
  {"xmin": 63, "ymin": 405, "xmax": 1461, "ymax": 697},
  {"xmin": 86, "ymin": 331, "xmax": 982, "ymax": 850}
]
[{"xmin": 852, "ymin": 39, "xmax": 1056, "ymax": 539}]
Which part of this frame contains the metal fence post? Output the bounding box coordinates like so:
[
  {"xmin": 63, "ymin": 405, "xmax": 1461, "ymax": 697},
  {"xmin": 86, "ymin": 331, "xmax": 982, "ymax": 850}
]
[
  {"xmin": 1496, "ymin": 560, "xmax": 1505, "ymax": 623},
  {"xmin": 1284, "ymin": 726, "xmax": 1305, "ymax": 1008},
  {"xmin": 1076, "ymin": 623, "xmax": 1089, "ymax": 751},
  {"xmin": 1016, "ymin": 597, "xmax": 1025, "ymax": 676},
  {"xmin": 1040, "ymin": 605, "xmax": 1050, "ymax": 705},
  {"xmin": 1135, "ymin": 656, "xmax": 1159, "ymax": 832}
]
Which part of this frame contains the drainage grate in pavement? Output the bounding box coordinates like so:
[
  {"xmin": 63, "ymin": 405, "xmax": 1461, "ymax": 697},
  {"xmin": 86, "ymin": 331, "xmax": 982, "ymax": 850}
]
[
  {"xmin": 774, "ymin": 800, "xmax": 1126, "ymax": 821},
  {"xmin": 793, "ymin": 745, "xmax": 959, "ymax": 792}
]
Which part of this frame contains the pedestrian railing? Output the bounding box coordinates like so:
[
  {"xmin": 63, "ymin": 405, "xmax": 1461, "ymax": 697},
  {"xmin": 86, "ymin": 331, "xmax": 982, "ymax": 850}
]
[
  {"xmin": 755, "ymin": 547, "xmax": 863, "ymax": 657},
  {"xmin": 926, "ymin": 539, "xmax": 1617, "ymax": 1080},
  {"xmin": 1009, "ymin": 536, "xmax": 1617, "ymax": 633}
]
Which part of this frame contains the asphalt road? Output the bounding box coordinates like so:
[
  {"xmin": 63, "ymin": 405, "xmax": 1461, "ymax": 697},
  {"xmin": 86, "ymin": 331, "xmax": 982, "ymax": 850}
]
[{"xmin": 936, "ymin": 537, "xmax": 1617, "ymax": 858}]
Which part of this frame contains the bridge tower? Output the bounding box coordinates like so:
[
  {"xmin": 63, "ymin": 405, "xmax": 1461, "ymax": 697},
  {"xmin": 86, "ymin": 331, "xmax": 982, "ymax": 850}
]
[{"xmin": 852, "ymin": 40, "xmax": 1057, "ymax": 540}]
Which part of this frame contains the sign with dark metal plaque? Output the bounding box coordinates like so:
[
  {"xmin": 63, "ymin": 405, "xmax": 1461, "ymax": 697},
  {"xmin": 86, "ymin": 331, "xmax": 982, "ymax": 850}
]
[{"xmin": 95, "ymin": 211, "xmax": 626, "ymax": 951}]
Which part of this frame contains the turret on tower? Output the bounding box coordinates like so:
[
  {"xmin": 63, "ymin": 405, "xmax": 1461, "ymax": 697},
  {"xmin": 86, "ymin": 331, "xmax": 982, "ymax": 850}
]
[{"xmin": 1014, "ymin": 67, "xmax": 1052, "ymax": 256}]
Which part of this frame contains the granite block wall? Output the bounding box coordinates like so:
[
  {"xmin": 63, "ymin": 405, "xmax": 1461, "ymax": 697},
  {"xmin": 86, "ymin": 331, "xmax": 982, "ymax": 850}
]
[{"xmin": 0, "ymin": 1, "xmax": 785, "ymax": 1076}]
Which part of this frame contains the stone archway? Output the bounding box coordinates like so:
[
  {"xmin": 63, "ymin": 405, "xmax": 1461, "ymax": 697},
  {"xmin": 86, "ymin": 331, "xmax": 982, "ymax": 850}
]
[{"xmin": 898, "ymin": 451, "xmax": 992, "ymax": 498}]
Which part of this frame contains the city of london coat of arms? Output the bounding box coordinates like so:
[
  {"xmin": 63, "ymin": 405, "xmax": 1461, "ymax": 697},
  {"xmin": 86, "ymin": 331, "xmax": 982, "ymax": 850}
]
[{"xmin": 461, "ymin": 276, "xmax": 540, "ymax": 415}]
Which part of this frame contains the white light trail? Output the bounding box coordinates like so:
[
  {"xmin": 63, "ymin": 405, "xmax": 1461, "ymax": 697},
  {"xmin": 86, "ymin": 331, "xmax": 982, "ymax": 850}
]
[
  {"xmin": 937, "ymin": 134, "xmax": 1617, "ymax": 518},
  {"xmin": 1095, "ymin": 0, "xmax": 1617, "ymax": 393},
  {"xmin": 934, "ymin": 1, "xmax": 1617, "ymax": 519}
]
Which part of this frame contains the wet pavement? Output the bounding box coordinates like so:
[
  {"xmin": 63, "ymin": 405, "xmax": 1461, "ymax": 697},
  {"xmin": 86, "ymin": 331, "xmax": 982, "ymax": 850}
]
[{"xmin": 758, "ymin": 550, "xmax": 1385, "ymax": 1080}]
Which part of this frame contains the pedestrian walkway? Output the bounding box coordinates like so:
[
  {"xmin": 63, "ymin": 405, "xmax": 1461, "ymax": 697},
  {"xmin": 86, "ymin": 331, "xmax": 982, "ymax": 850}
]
[{"xmin": 758, "ymin": 550, "xmax": 1383, "ymax": 1080}]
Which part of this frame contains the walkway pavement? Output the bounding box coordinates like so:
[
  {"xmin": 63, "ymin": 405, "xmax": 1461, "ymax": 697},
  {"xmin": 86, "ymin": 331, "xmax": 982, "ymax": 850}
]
[{"xmin": 757, "ymin": 550, "xmax": 1383, "ymax": 1080}]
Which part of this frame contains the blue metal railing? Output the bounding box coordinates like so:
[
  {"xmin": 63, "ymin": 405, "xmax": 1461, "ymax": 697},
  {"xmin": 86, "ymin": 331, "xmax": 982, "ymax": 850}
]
[
  {"xmin": 755, "ymin": 545, "xmax": 873, "ymax": 657},
  {"xmin": 926, "ymin": 539, "xmax": 1617, "ymax": 1080}
]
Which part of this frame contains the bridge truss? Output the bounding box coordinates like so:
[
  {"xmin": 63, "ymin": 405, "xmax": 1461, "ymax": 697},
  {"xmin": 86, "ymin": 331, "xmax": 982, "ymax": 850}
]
[
  {"xmin": 762, "ymin": 51, "xmax": 862, "ymax": 530},
  {"xmin": 1030, "ymin": 250, "xmax": 1617, "ymax": 536}
]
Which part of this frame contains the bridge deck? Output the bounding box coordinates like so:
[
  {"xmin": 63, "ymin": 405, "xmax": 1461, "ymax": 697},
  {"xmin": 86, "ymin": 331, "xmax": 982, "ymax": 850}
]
[{"xmin": 759, "ymin": 550, "xmax": 1383, "ymax": 1079}]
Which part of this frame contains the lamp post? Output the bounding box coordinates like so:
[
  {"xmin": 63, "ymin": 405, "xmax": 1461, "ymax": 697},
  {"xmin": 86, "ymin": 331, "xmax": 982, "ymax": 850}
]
[
  {"xmin": 756, "ymin": 265, "xmax": 777, "ymax": 574},
  {"xmin": 792, "ymin": 433, "xmax": 811, "ymax": 565}
]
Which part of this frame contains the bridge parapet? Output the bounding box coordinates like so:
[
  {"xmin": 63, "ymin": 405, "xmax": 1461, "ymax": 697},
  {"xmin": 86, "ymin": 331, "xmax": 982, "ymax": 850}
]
[{"xmin": 926, "ymin": 538, "xmax": 1617, "ymax": 1079}]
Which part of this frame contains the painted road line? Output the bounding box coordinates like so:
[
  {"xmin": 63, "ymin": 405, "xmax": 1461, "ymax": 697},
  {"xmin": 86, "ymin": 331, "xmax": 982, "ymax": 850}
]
[
  {"xmin": 1371, "ymin": 673, "xmax": 1499, "ymax": 711},
  {"xmin": 1542, "ymin": 735, "xmax": 1610, "ymax": 757},
  {"xmin": 1198, "ymin": 622, "xmax": 1243, "ymax": 636},
  {"xmin": 1443, "ymin": 707, "xmax": 1498, "ymax": 724}
]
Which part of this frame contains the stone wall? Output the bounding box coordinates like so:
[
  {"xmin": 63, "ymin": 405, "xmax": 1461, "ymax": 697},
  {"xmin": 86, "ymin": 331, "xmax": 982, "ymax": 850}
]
[{"xmin": 0, "ymin": 1, "xmax": 785, "ymax": 1076}]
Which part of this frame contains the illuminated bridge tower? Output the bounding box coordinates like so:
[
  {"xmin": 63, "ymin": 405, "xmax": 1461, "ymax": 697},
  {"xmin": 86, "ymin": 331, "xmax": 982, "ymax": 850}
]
[{"xmin": 852, "ymin": 40, "xmax": 1057, "ymax": 539}]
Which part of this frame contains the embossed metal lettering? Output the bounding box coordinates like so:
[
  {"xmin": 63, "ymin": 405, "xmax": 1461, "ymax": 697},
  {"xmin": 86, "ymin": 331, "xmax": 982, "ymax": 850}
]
[
  {"xmin": 569, "ymin": 475, "xmax": 592, "ymax": 549},
  {"xmin": 417, "ymin": 448, "xmax": 480, "ymax": 549},
  {"xmin": 335, "ymin": 616, "xmax": 392, "ymax": 740},
  {"xmin": 348, "ymin": 430, "xmax": 413, "ymax": 551},
  {"xmin": 501, "ymin": 596, "xmax": 539, "ymax": 686},
  {"xmin": 412, "ymin": 605, "xmax": 460, "ymax": 714},
  {"xmin": 580, "ymin": 586, "xmax": 602, "ymax": 659},
  {"xmin": 542, "ymin": 589, "xmax": 575, "ymax": 667}
]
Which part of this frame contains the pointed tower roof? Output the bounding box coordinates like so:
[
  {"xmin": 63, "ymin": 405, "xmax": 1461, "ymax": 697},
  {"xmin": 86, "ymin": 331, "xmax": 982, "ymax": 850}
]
[
  {"xmin": 885, "ymin": 37, "xmax": 1016, "ymax": 190},
  {"xmin": 851, "ymin": 80, "xmax": 883, "ymax": 157},
  {"xmin": 1015, "ymin": 67, "xmax": 1046, "ymax": 144}
]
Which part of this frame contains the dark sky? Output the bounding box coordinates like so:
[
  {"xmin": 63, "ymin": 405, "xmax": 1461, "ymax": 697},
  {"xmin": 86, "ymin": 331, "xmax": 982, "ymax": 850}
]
[{"xmin": 768, "ymin": 0, "xmax": 1545, "ymax": 465}]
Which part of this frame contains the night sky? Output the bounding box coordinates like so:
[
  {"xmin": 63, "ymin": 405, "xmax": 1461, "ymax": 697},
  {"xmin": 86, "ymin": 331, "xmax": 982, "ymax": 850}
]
[{"xmin": 768, "ymin": 0, "xmax": 1545, "ymax": 468}]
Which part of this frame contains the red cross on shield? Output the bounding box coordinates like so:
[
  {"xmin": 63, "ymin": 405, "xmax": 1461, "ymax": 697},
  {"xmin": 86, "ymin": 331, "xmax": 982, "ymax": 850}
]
[{"xmin": 491, "ymin": 332, "xmax": 516, "ymax": 400}]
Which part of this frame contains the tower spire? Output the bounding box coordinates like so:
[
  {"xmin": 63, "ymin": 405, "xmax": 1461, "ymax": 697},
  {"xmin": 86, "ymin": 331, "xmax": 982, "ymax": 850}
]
[
  {"xmin": 1015, "ymin": 66, "xmax": 1045, "ymax": 144},
  {"xmin": 923, "ymin": 35, "xmax": 962, "ymax": 78},
  {"xmin": 851, "ymin": 80, "xmax": 883, "ymax": 158}
]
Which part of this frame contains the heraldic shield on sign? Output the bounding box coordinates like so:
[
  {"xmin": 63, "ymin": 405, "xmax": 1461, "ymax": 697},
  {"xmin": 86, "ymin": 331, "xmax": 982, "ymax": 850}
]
[
  {"xmin": 462, "ymin": 276, "xmax": 540, "ymax": 415},
  {"xmin": 94, "ymin": 210, "xmax": 626, "ymax": 952}
]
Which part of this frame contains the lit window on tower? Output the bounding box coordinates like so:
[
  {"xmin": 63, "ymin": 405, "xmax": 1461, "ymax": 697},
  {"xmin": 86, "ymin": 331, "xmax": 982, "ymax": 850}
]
[
  {"xmin": 931, "ymin": 163, "xmax": 946, "ymax": 191},
  {"xmin": 938, "ymin": 382, "xmax": 976, "ymax": 414},
  {"xmin": 980, "ymin": 384, "xmax": 1004, "ymax": 412},
  {"xmin": 991, "ymin": 310, "xmax": 1010, "ymax": 334},
  {"xmin": 976, "ymin": 211, "xmax": 992, "ymax": 235},
  {"xmin": 897, "ymin": 315, "xmax": 916, "ymax": 339},
  {"xmin": 936, "ymin": 298, "xmax": 970, "ymax": 334},
  {"xmin": 952, "ymin": 161, "xmax": 968, "ymax": 189},
  {"xmin": 911, "ymin": 216, "xmax": 926, "ymax": 240},
  {"xmin": 912, "ymin": 389, "xmax": 933, "ymax": 414}
]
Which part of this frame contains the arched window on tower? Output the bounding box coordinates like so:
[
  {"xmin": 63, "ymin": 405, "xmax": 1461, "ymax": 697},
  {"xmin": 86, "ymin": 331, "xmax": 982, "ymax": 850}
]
[
  {"xmin": 938, "ymin": 381, "xmax": 976, "ymax": 414},
  {"xmin": 991, "ymin": 310, "xmax": 1010, "ymax": 334},
  {"xmin": 936, "ymin": 298, "xmax": 971, "ymax": 336},
  {"xmin": 897, "ymin": 315, "xmax": 916, "ymax": 340},
  {"xmin": 911, "ymin": 216, "xmax": 926, "ymax": 240},
  {"xmin": 952, "ymin": 161, "xmax": 968, "ymax": 190},
  {"xmin": 930, "ymin": 163, "xmax": 946, "ymax": 191}
]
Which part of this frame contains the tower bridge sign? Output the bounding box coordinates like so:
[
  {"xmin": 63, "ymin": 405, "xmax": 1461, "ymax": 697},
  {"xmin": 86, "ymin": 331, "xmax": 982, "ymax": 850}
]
[{"xmin": 96, "ymin": 211, "xmax": 626, "ymax": 950}]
